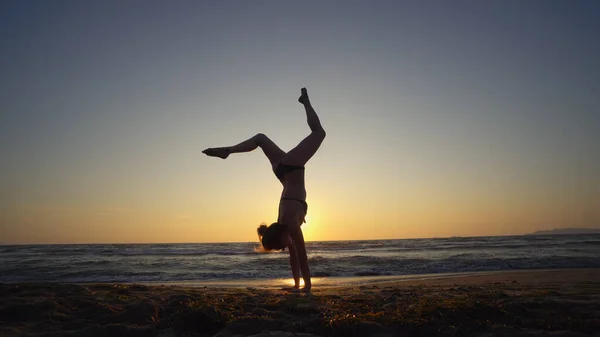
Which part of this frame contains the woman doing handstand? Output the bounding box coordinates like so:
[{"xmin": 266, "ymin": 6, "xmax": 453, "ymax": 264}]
[{"xmin": 202, "ymin": 88, "xmax": 325, "ymax": 292}]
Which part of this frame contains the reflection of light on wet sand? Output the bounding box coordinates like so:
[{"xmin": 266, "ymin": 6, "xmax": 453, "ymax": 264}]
[
  {"xmin": 282, "ymin": 278, "xmax": 327, "ymax": 288},
  {"xmin": 146, "ymin": 272, "xmax": 514, "ymax": 289},
  {"xmin": 283, "ymin": 278, "xmax": 301, "ymax": 287}
]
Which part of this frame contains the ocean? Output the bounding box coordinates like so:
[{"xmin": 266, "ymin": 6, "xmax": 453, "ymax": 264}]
[{"xmin": 1, "ymin": 234, "xmax": 599, "ymax": 285}]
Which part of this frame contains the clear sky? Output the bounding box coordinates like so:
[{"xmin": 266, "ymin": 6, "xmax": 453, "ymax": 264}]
[{"xmin": 1, "ymin": 1, "xmax": 599, "ymax": 244}]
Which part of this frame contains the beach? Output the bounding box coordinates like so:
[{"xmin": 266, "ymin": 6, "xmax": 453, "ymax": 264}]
[{"xmin": 1, "ymin": 269, "xmax": 599, "ymax": 337}]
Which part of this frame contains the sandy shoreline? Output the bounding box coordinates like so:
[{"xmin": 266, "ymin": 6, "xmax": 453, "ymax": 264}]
[
  {"xmin": 144, "ymin": 268, "xmax": 600, "ymax": 289},
  {"xmin": 1, "ymin": 268, "xmax": 599, "ymax": 336}
]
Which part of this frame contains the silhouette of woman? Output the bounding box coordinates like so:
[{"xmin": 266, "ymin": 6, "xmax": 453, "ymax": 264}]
[{"xmin": 202, "ymin": 88, "xmax": 325, "ymax": 292}]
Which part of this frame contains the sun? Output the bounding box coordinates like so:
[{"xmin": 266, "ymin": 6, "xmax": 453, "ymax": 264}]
[
  {"xmin": 300, "ymin": 199, "xmax": 331, "ymax": 242},
  {"xmin": 301, "ymin": 213, "xmax": 319, "ymax": 241}
]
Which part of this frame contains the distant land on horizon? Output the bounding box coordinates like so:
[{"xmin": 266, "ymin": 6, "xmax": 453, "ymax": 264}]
[{"xmin": 528, "ymin": 228, "xmax": 600, "ymax": 235}]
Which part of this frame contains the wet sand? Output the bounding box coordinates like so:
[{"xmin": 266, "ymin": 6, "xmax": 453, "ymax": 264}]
[{"xmin": 1, "ymin": 269, "xmax": 599, "ymax": 336}]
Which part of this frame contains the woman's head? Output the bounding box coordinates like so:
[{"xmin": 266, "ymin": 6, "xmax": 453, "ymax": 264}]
[{"xmin": 257, "ymin": 222, "xmax": 288, "ymax": 251}]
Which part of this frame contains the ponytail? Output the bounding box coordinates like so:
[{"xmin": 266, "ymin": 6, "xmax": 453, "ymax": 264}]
[{"xmin": 257, "ymin": 223, "xmax": 268, "ymax": 237}]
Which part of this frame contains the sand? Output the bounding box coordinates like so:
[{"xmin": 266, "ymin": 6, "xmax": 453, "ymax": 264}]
[{"xmin": 1, "ymin": 269, "xmax": 599, "ymax": 337}]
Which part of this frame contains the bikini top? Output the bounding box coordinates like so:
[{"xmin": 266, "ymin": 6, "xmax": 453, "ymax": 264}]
[{"xmin": 274, "ymin": 163, "xmax": 305, "ymax": 181}]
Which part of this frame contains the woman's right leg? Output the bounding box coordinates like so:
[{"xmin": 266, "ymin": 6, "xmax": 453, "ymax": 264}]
[{"xmin": 203, "ymin": 133, "xmax": 285, "ymax": 167}]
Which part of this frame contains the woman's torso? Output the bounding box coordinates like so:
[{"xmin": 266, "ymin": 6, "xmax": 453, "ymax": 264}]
[
  {"xmin": 280, "ymin": 171, "xmax": 306, "ymax": 199},
  {"xmin": 273, "ymin": 164, "xmax": 307, "ymax": 226},
  {"xmin": 272, "ymin": 163, "xmax": 306, "ymax": 199}
]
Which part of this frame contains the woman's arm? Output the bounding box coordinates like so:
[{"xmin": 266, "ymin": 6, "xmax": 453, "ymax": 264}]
[
  {"xmin": 288, "ymin": 226, "xmax": 311, "ymax": 291},
  {"xmin": 287, "ymin": 240, "xmax": 300, "ymax": 289}
]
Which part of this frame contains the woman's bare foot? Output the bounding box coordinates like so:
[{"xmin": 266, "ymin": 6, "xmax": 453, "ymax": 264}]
[
  {"xmin": 300, "ymin": 285, "xmax": 311, "ymax": 293},
  {"xmin": 202, "ymin": 148, "xmax": 230, "ymax": 159},
  {"xmin": 298, "ymin": 87, "xmax": 310, "ymax": 105}
]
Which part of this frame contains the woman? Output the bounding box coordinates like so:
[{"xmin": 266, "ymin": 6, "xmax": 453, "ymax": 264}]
[{"xmin": 202, "ymin": 87, "xmax": 325, "ymax": 292}]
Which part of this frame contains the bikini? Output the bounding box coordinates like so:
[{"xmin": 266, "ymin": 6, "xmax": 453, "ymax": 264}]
[
  {"xmin": 274, "ymin": 163, "xmax": 308, "ymax": 215},
  {"xmin": 274, "ymin": 163, "xmax": 304, "ymax": 181}
]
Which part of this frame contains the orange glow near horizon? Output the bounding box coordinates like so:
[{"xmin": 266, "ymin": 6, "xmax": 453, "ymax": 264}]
[{"xmin": 2, "ymin": 189, "xmax": 599, "ymax": 244}]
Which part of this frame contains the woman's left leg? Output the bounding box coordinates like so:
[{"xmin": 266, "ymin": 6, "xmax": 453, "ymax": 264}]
[{"xmin": 281, "ymin": 88, "xmax": 326, "ymax": 166}]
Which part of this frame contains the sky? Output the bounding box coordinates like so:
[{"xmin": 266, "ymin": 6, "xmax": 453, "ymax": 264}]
[{"xmin": 1, "ymin": 0, "xmax": 599, "ymax": 244}]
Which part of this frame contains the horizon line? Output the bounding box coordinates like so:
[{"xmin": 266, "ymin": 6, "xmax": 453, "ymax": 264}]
[{"xmin": 2, "ymin": 230, "xmax": 599, "ymax": 246}]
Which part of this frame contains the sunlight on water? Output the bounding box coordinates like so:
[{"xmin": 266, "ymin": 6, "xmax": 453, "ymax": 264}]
[{"xmin": 1, "ymin": 235, "xmax": 599, "ymax": 283}]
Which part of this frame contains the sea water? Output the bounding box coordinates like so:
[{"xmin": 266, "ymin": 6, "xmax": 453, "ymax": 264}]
[{"xmin": 1, "ymin": 234, "xmax": 599, "ymax": 284}]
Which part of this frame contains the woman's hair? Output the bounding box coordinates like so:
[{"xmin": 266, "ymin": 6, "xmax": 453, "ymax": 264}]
[{"xmin": 257, "ymin": 222, "xmax": 288, "ymax": 251}]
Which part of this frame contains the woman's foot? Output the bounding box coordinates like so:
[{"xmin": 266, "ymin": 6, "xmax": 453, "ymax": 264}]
[
  {"xmin": 298, "ymin": 87, "xmax": 310, "ymax": 105},
  {"xmin": 202, "ymin": 148, "xmax": 230, "ymax": 159}
]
